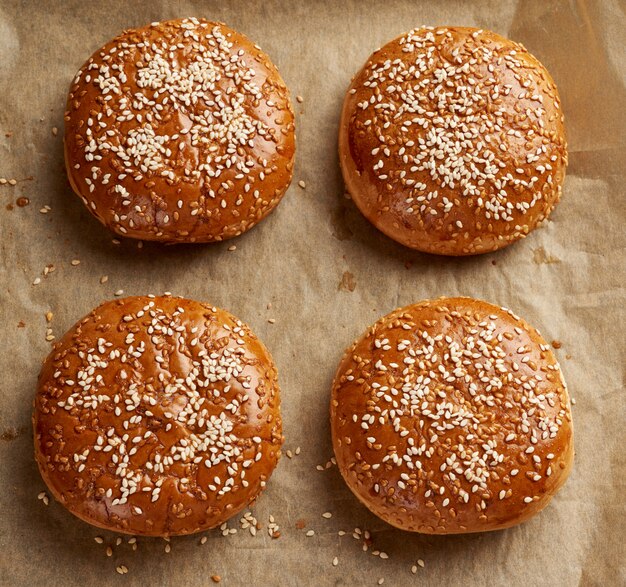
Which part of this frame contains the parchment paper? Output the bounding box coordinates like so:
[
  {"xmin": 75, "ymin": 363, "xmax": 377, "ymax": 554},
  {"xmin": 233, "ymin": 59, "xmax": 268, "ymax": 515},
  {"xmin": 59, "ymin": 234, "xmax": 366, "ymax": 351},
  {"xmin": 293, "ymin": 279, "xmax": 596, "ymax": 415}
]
[{"xmin": 1, "ymin": 1, "xmax": 624, "ymax": 585}]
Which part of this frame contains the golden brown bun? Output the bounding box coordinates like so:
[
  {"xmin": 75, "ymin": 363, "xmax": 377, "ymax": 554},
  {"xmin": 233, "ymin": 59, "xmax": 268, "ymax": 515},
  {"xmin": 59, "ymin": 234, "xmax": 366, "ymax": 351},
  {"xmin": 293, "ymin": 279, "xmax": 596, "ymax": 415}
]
[
  {"xmin": 339, "ymin": 27, "xmax": 567, "ymax": 255},
  {"xmin": 331, "ymin": 297, "xmax": 573, "ymax": 533},
  {"xmin": 64, "ymin": 18, "xmax": 295, "ymax": 243},
  {"xmin": 34, "ymin": 296, "xmax": 282, "ymax": 536}
]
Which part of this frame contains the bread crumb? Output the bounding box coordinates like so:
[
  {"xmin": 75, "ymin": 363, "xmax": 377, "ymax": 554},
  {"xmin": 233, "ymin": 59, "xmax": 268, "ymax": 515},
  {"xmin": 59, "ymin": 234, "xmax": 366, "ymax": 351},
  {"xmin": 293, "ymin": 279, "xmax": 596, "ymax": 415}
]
[{"xmin": 551, "ymin": 340, "xmax": 562, "ymax": 349}]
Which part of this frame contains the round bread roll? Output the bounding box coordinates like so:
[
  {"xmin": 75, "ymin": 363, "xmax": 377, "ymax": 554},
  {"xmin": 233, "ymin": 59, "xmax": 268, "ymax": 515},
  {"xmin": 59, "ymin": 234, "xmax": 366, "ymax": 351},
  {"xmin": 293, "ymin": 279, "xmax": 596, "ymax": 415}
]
[
  {"xmin": 64, "ymin": 18, "xmax": 295, "ymax": 243},
  {"xmin": 339, "ymin": 27, "xmax": 567, "ymax": 255},
  {"xmin": 330, "ymin": 297, "xmax": 573, "ymax": 533},
  {"xmin": 33, "ymin": 295, "xmax": 282, "ymax": 536}
]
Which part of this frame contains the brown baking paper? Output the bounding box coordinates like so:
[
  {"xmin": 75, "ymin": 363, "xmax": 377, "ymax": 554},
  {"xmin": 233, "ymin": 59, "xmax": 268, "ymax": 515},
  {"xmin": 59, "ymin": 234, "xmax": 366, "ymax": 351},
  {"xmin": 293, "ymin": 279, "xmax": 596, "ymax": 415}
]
[{"xmin": 1, "ymin": 0, "xmax": 624, "ymax": 585}]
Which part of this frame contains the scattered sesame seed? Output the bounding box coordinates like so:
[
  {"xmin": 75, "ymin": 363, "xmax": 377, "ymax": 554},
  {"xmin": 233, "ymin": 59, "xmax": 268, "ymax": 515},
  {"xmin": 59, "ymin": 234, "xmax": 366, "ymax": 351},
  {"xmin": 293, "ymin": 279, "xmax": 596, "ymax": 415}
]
[
  {"xmin": 228, "ymin": 245, "xmax": 237, "ymax": 251},
  {"xmin": 306, "ymin": 530, "xmax": 315, "ymax": 537},
  {"xmin": 322, "ymin": 512, "xmax": 332, "ymax": 519},
  {"xmin": 332, "ymin": 556, "xmax": 338, "ymax": 566},
  {"xmin": 296, "ymin": 95, "xmax": 304, "ymax": 103},
  {"xmin": 33, "ymin": 277, "xmax": 41, "ymax": 286},
  {"xmin": 100, "ymin": 275, "xmax": 108, "ymax": 284},
  {"xmin": 71, "ymin": 259, "xmax": 81, "ymax": 266},
  {"xmin": 114, "ymin": 289, "xmax": 124, "ymax": 296},
  {"xmin": 298, "ymin": 180, "xmax": 306, "ymax": 189}
]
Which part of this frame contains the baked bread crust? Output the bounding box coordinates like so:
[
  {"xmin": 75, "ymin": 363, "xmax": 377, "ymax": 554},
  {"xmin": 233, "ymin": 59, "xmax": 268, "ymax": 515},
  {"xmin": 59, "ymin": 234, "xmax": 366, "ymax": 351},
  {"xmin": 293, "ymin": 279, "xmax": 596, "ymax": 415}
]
[
  {"xmin": 331, "ymin": 297, "xmax": 573, "ymax": 533},
  {"xmin": 339, "ymin": 27, "xmax": 567, "ymax": 255},
  {"xmin": 64, "ymin": 18, "xmax": 295, "ymax": 243},
  {"xmin": 34, "ymin": 295, "xmax": 282, "ymax": 536}
]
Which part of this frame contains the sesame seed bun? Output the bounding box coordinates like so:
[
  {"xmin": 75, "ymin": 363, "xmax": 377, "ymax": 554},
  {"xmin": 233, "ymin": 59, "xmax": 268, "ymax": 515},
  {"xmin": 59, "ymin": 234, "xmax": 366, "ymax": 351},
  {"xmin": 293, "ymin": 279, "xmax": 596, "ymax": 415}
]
[
  {"xmin": 339, "ymin": 27, "xmax": 568, "ymax": 255},
  {"xmin": 330, "ymin": 297, "xmax": 573, "ymax": 533},
  {"xmin": 64, "ymin": 18, "xmax": 295, "ymax": 243},
  {"xmin": 33, "ymin": 296, "xmax": 282, "ymax": 536}
]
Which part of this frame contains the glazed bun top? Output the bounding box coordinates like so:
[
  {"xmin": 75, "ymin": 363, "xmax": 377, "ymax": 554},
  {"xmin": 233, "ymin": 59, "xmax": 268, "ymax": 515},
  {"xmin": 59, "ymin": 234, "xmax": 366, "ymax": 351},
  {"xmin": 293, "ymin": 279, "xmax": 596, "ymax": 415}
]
[
  {"xmin": 34, "ymin": 296, "xmax": 282, "ymax": 536},
  {"xmin": 339, "ymin": 26, "xmax": 568, "ymax": 255},
  {"xmin": 64, "ymin": 18, "xmax": 295, "ymax": 243},
  {"xmin": 331, "ymin": 297, "xmax": 574, "ymax": 534}
]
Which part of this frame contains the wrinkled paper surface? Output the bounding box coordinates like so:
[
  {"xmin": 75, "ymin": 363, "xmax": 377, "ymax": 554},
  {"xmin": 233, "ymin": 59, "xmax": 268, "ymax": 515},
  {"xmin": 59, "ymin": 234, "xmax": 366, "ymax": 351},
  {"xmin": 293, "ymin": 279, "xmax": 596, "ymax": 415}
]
[{"xmin": 1, "ymin": 0, "xmax": 624, "ymax": 585}]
